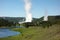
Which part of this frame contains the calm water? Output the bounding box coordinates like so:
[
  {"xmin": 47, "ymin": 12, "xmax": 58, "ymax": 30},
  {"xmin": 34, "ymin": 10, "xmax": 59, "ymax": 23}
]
[{"xmin": 0, "ymin": 28, "xmax": 20, "ymax": 38}]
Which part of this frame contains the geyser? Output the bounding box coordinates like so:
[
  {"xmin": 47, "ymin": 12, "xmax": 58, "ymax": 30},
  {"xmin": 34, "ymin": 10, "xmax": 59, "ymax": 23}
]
[
  {"xmin": 19, "ymin": 0, "xmax": 32, "ymax": 24},
  {"xmin": 24, "ymin": 0, "xmax": 32, "ymax": 22},
  {"xmin": 44, "ymin": 9, "xmax": 48, "ymax": 21}
]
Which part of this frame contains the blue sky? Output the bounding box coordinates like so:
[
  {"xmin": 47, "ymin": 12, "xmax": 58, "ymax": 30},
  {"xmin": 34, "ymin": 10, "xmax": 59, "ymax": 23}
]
[{"xmin": 0, "ymin": 0, "xmax": 60, "ymax": 18}]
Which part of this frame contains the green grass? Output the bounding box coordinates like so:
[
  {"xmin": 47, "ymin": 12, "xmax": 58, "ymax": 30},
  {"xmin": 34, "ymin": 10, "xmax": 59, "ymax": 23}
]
[{"xmin": 0, "ymin": 25, "xmax": 60, "ymax": 40}]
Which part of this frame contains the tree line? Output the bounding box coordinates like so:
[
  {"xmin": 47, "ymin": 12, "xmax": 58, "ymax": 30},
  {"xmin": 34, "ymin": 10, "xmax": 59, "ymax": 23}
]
[{"xmin": 0, "ymin": 18, "xmax": 16, "ymax": 27}]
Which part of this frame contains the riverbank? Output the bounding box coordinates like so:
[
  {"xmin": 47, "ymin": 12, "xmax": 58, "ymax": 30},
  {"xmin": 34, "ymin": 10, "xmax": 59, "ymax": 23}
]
[{"xmin": 0, "ymin": 25, "xmax": 60, "ymax": 40}]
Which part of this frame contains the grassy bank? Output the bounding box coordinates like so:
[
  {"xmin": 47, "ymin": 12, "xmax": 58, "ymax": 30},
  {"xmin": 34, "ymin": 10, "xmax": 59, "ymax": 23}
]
[{"xmin": 0, "ymin": 25, "xmax": 60, "ymax": 40}]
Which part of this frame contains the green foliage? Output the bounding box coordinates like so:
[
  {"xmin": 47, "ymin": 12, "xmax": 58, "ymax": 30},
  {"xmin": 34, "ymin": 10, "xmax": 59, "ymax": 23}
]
[{"xmin": 0, "ymin": 18, "xmax": 16, "ymax": 27}]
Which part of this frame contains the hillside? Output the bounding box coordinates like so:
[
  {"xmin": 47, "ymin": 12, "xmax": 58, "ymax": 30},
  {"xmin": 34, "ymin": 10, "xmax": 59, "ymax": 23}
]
[
  {"xmin": 0, "ymin": 25, "xmax": 60, "ymax": 40},
  {"xmin": 33, "ymin": 15, "xmax": 60, "ymax": 25}
]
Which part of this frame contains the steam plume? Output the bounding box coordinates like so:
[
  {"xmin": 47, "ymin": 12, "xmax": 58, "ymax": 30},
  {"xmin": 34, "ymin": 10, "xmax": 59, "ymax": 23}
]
[
  {"xmin": 24, "ymin": 0, "xmax": 32, "ymax": 22},
  {"xmin": 44, "ymin": 9, "xmax": 48, "ymax": 21}
]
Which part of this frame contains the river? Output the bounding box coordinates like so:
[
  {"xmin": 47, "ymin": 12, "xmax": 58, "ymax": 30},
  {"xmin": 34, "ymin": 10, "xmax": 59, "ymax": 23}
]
[{"xmin": 0, "ymin": 28, "xmax": 20, "ymax": 38}]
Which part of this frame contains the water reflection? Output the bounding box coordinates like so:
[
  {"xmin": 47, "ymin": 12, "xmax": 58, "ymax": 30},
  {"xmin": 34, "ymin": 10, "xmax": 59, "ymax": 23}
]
[{"xmin": 0, "ymin": 28, "xmax": 20, "ymax": 38}]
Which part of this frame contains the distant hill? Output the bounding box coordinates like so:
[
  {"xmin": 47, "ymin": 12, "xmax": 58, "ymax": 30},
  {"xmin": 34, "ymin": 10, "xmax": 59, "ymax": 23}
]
[
  {"xmin": 0, "ymin": 15, "xmax": 60, "ymax": 22},
  {"xmin": 0, "ymin": 17, "xmax": 25, "ymax": 23},
  {"xmin": 25, "ymin": 15, "xmax": 60, "ymax": 27},
  {"xmin": 44, "ymin": 15, "xmax": 60, "ymax": 24},
  {"xmin": 0, "ymin": 15, "xmax": 60, "ymax": 26},
  {"xmin": 48, "ymin": 15, "xmax": 60, "ymax": 23}
]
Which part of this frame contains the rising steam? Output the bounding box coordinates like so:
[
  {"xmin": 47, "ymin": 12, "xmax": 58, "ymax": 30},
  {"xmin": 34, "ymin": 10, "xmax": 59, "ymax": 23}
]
[
  {"xmin": 24, "ymin": 0, "xmax": 32, "ymax": 22},
  {"xmin": 44, "ymin": 9, "xmax": 48, "ymax": 21}
]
